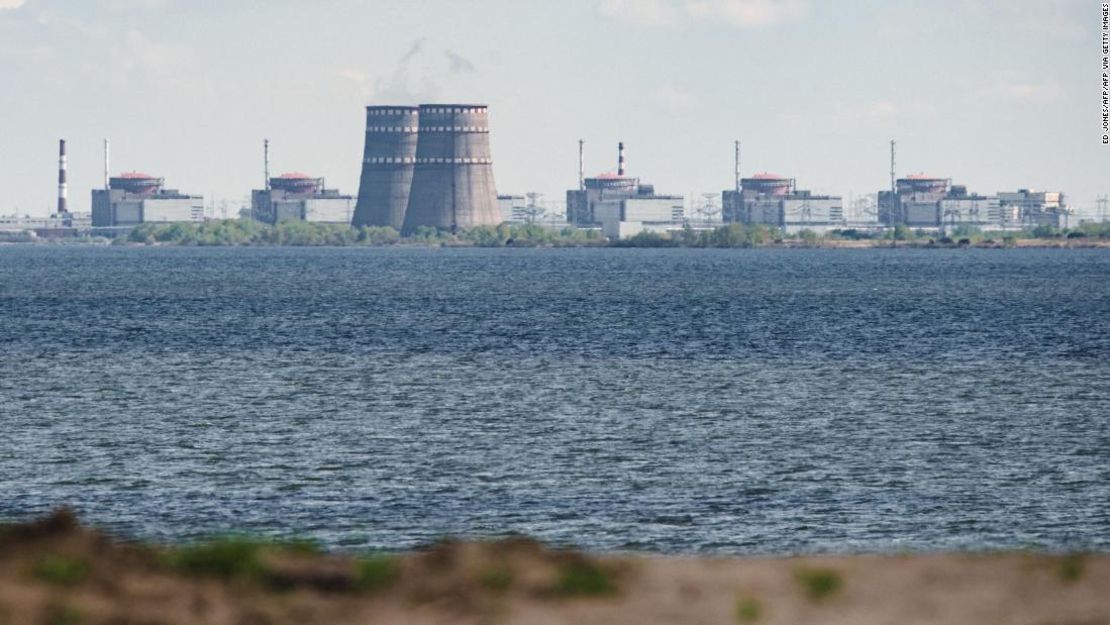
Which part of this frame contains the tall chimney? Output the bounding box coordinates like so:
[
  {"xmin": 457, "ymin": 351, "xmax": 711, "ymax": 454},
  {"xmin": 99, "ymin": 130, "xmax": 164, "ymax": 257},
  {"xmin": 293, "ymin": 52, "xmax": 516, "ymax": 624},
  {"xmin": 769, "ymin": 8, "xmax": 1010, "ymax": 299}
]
[
  {"xmin": 578, "ymin": 139, "xmax": 584, "ymax": 191},
  {"xmin": 103, "ymin": 139, "xmax": 110, "ymax": 190},
  {"xmin": 57, "ymin": 139, "xmax": 67, "ymax": 214},
  {"xmin": 617, "ymin": 141, "xmax": 625, "ymax": 176},
  {"xmin": 264, "ymin": 138, "xmax": 271, "ymax": 191},
  {"xmin": 734, "ymin": 139, "xmax": 741, "ymax": 192}
]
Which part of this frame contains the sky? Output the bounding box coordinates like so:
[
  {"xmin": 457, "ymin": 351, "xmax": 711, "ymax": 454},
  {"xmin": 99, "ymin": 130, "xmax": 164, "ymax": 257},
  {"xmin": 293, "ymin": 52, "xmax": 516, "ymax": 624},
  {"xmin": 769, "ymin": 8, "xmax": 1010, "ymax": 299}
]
[{"xmin": 0, "ymin": 0, "xmax": 1106, "ymax": 217}]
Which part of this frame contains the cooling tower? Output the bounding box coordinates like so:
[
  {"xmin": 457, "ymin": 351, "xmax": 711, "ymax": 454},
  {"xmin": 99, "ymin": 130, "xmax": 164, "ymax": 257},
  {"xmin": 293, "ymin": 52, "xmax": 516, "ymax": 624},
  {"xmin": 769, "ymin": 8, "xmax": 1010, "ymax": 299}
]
[
  {"xmin": 402, "ymin": 104, "xmax": 500, "ymax": 233},
  {"xmin": 352, "ymin": 106, "xmax": 419, "ymax": 229}
]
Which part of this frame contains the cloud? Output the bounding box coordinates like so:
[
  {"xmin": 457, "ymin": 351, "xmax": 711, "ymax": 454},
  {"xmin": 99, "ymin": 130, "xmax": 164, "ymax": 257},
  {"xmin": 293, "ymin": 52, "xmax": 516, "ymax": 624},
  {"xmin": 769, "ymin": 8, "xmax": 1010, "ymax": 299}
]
[
  {"xmin": 597, "ymin": 0, "xmax": 674, "ymax": 25},
  {"xmin": 865, "ymin": 100, "xmax": 896, "ymax": 118},
  {"xmin": 1003, "ymin": 82, "xmax": 1061, "ymax": 103},
  {"xmin": 598, "ymin": 0, "xmax": 808, "ymax": 29},
  {"xmin": 954, "ymin": 0, "xmax": 1084, "ymax": 39},
  {"xmin": 0, "ymin": 0, "xmax": 25, "ymax": 9},
  {"xmin": 685, "ymin": 0, "xmax": 807, "ymax": 29},
  {"xmin": 117, "ymin": 29, "xmax": 194, "ymax": 77}
]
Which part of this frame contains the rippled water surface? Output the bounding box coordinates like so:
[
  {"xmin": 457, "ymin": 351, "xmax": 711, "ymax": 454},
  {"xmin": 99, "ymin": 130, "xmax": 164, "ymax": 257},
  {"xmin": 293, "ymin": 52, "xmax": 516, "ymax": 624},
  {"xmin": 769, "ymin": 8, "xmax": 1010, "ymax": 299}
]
[{"xmin": 1, "ymin": 246, "xmax": 1108, "ymax": 554}]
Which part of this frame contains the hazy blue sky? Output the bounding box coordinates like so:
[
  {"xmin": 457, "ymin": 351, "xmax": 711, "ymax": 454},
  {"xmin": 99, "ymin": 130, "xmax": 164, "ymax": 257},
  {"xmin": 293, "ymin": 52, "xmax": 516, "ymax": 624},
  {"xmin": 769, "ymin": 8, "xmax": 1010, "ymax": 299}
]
[{"xmin": 1, "ymin": 0, "xmax": 1106, "ymax": 216}]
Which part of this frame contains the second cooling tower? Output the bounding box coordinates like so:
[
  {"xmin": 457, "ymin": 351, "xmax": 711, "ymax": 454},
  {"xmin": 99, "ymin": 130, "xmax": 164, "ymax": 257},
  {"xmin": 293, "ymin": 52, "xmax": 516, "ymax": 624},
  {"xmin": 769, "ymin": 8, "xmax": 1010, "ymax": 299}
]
[
  {"xmin": 352, "ymin": 106, "xmax": 419, "ymax": 229},
  {"xmin": 402, "ymin": 104, "xmax": 500, "ymax": 233}
]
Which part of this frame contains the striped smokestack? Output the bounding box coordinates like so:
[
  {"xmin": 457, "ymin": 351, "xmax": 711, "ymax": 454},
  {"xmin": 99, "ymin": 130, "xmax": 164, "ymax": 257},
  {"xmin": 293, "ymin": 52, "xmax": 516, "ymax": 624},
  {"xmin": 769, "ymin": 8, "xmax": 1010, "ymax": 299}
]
[
  {"xmin": 617, "ymin": 141, "xmax": 625, "ymax": 176},
  {"xmin": 57, "ymin": 139, "xmax": 67, "ymax": 214}
]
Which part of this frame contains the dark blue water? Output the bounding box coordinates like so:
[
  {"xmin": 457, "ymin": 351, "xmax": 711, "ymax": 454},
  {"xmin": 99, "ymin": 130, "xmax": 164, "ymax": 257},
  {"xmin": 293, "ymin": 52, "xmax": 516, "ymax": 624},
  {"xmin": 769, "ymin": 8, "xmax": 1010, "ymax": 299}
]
[{"xmin": 1, "ymin": 246, "xmax": 1108, "ymax": 554}]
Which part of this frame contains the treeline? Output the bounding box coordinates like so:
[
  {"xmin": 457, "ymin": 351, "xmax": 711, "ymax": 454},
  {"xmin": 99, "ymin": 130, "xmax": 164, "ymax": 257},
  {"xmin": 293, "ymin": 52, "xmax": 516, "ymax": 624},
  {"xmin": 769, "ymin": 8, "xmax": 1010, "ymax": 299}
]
[
  {"xmin": 118, "ymin": 219, "xmax": 1110, "ymax": 248},
  {"xmin": 122, "ymin": 220, "xmax": 605, "ymax": 247}
]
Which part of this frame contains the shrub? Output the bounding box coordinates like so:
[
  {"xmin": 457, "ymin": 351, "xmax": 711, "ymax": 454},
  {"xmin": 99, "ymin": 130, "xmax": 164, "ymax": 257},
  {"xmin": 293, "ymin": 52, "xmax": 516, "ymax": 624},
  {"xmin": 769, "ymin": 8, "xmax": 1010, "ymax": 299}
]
[
  {"xmin": 795, "ymin": 567, "xmax": 842, "ymax": 601},
  {"xmin": 555, "ymin": 561, "xmax": 616, "ymax": 596},
  {"xmin": 478, "ymin": 565, "xmax": 514, "ymax": 591},
  {"xmin": 1058, "ymin": 553, "xmax": 1085, "ymax": 583},
  {"xmin": 33, "ymin": 554, "xmax": 89, "ymax": 586},
  {"xmin": 171, "ymin": 537, "xmax": 267, "ymax": 580},
  {"xmin": 356, "ymin": 555, "xmax": 400, "ymax": 591},
  {"xmin": 735, "ymin": 595, "xmax": 763, "ymax": 622}
]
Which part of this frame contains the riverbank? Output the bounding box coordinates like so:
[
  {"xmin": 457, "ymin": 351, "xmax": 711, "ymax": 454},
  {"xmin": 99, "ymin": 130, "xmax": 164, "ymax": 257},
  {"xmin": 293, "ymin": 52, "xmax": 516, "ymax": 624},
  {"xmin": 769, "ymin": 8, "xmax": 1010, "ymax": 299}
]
[
  {"xmin": 5, "ymin": 220, "xmax": 1110, "ymax": 248},
  {"xmin": 1, "ymin": 510, "xmax": 1105, "ymax": 625}
]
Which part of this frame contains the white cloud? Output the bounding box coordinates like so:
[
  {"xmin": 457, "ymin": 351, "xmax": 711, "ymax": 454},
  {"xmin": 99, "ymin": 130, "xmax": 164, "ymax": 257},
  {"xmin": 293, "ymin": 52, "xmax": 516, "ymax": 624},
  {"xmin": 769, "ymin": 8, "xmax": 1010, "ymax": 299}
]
[
  {"xmin": 955, "ymin": 0, "xmax": 1084, "ymax": 39},
  {"xmin": 597, "ymin": 0, "xmax": 675, "ymax": 25},
  {"xmin": 685, "ymin": 0, "xmax": 807, "ymax": 29},
  {"xmin": 1004, "ymin": 82, "xmax": 1061, "ymax": 103},
  {"xmin": 0, "ymin": 0, "xmax": 26, "ymax": 9},
  {"xmin": 598, "ymin": 0, "xmax": 808, "ymax": 29},
  {"xmin": 865, "ymin": 100, "xmax": 896, "ymax": 117}
]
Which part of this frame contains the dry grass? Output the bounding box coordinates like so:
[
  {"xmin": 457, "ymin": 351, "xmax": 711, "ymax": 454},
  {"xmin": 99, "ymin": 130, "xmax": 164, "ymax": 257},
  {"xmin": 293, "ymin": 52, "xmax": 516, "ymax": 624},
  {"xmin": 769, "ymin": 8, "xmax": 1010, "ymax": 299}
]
[{"xmin": 0, "ymin": 510, "xmax": 1107, "ymax": 625}]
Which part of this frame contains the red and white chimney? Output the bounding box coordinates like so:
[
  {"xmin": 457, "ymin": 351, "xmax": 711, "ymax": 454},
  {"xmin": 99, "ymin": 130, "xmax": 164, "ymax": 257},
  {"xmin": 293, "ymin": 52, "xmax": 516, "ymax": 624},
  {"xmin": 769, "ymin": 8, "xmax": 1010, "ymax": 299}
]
[
  {"xmin": 617, "ymin": 141, "xmax": 625, "ymax": 177},
  {"xmin": 57, "ymin": 139, "xmax": 67, "ymax": 214}
]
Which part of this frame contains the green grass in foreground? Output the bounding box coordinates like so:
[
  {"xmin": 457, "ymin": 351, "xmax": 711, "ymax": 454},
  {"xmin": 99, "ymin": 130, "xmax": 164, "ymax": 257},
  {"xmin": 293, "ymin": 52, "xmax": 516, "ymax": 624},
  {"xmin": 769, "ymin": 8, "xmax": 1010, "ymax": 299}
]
[
  {"xmin": 170, "ymin": 537, "xmax": 270, "ymax": 580},
  {"xmin": 32, "ymin": 554, "xmax": 90, "ymax": 587},
  {"xmin": 1058, "ymin": 553, "xmax": 1086, "ymax": 583},
  {"xmin": 794, "ymin": 567, "xmax": 843, "ymax": 601},
  {"xmin": 355, "ymin": 554, "xmax": 401, "ymax": 591},
  {"xmin": 555, "ymin": 560, "xmax": 617, "ymax": 596},
  {"xmin": 478, "ymin": 564, "xmax": 514, "ymax": 591},
  {"xmin": 735, "ymin": 595, "xmax": 764, "ymax": 622}
]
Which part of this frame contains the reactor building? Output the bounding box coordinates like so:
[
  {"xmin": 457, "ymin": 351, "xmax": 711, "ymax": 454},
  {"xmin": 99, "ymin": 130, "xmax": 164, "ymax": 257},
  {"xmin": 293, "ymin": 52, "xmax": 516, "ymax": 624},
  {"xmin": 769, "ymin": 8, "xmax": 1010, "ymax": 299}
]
[
  {"xmin": 251, "ymin": 173, "xmax": 354, "ymax": 225},
  {"xmin": 722, "ymin": 173, "xmax": 844, "ymax": 233},
  {"xmin": 566, "ymin": 142, "xmax": 685, "ymax": 238},
  {"xmin": 353, "ymin": 104, "xmax": 501, "ymax": 233},
  {"xmin": 91, "ymin": 172, "xmax": 204, "ymax": 228},
  {"xmin": 877, "ymin": 175, "xmax": 1068, "ymax": 230},
  {"xmin": 877, "ymin": 139, "xmax": 1070, "ymax": 230}
]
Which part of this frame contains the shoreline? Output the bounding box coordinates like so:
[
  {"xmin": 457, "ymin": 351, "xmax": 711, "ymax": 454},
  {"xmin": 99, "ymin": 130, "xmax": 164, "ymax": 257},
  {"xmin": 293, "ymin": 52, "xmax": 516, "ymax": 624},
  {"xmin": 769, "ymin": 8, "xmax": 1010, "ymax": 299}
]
[
  {"xmin": 3, "ymin": 238, "xmax": 1110, "ymax": 250},
  {"xmin": 4, "ymin": 220, "xmax": 1110, "ymax": 249},
  {"xmin": 2, "ymin": 510, "xmax": 1106, "ymax": 625}
]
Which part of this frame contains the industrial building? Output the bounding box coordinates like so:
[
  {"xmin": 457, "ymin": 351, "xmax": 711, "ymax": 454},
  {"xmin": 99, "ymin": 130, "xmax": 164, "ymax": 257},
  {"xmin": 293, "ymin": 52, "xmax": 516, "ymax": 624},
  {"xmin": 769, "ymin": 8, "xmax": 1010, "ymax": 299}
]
[
  {"xmin": 251, "ymin": 173, "xmax": 353, "ymax": 225},
  {"xmin": 566, "ymin": 142, "xmax": 685, "ymax": 238},
  {"xmin": 998, "ymin": 189, "xmax": 1071, "ymax": 228},
  {"xmin": 91, "ymin": 172, "xmax": 203, "ymax": 228},
  {"xmin": 878, "ymin": 175, "xmax": 954, "ymax": 228},
  {"xmin": 352, "ymin": 104, "xmax": 501, "ymax": 233},
  {"xmin": 497, "ymin": 194, "xmax": 527, "ymax": 223},
  {"xmin": 722, "ymin": 173, "xmax": 844, "ymax": 234},
  {"xmin": 877, "ymin": 173, "xmax": 1067, "ymax": 231}
]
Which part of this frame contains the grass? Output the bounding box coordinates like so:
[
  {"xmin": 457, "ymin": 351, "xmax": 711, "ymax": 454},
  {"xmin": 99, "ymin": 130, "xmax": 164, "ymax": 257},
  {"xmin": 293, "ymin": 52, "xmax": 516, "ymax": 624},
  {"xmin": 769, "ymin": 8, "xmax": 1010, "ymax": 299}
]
[
  {"xmin": 478, "ymin": 565, "xmax": 514, "ymax": 591},
  {"xmin": 32, "ymin": 554, "xmax": 90, "ymax": 587},
  {"xmin": 356, "ymin": 555, "xmax": 400, "ymax": 592},
  {"xmin": 41, "ymin": 602, "xmax": 82, "ymax": 625},
  {"xmin": 555, "ymin": 561, "xmax": 617, "ymax": 597},
  {"xmin": 170, "ymin": 537, "xmax": 268, "ymax": 581},
  {"xmin": 1058, "ymin": 553, "xmax": 1085, "ymax": 583},
  {"xmin": 735, "ymin": 595, "xmax": 763, "ymax": 623},
  {"xmin": 794, "ymin": 567, "xmax": 843, "ymax": 601}
]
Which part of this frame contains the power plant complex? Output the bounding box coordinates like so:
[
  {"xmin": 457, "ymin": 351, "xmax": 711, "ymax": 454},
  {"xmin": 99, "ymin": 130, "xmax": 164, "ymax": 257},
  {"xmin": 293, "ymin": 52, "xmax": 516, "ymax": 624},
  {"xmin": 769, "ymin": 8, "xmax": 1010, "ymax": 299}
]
[{"xmin": 3, "ymin": 109, "xmax": 1101, "ymax": 240}]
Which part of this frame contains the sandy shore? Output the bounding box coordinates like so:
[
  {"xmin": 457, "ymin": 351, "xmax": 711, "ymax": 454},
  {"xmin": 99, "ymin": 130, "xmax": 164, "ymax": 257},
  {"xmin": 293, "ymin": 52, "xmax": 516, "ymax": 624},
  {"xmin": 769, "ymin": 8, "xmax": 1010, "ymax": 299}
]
[{"xmin": 1, "ymin": 510, "xmax": 1106, "ymax": 625}]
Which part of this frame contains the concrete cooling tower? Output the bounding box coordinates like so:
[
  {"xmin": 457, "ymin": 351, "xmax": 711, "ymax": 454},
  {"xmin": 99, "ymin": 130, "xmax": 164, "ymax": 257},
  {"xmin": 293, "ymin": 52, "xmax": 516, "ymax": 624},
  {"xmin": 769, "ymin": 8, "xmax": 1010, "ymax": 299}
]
[
  {"xmin": 402, "ymin": 104, "xmax": 500, "ymax": 233},
  {"xmin": 352, "ymin": 106, "xmax": 419, "ymax": 229}
]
